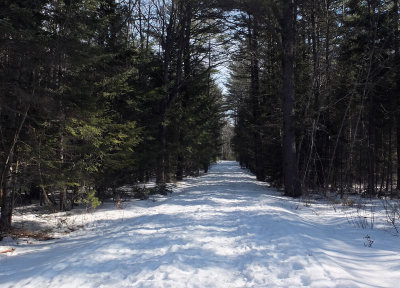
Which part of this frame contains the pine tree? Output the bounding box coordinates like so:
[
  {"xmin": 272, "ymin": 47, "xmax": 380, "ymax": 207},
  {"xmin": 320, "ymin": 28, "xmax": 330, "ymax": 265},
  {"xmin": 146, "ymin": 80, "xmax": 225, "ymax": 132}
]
[{"xmin": 0, "ymin": 0, "xmax": 49, "ymax": 232}]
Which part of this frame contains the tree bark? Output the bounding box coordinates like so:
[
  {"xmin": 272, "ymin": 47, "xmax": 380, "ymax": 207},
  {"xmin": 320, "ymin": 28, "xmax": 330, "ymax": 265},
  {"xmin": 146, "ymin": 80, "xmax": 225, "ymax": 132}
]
[
  {"xmin": 157, "ymin": 0, "xmax": 176, "ymax": 184},
  {"xmin": 367, "ymin": 91, "xmax": 376, "ymax": 196},
  {"xmin": 393, "ymin": 0, "xmax": 400, "ymax": 192},
  {"xmin": 248, "ymin": 13, "xmax": 264, "ymax": 181},
  {"xmin": 281, "ymin": 0, "xmax": 301, "ymax": 197},
  {"xmin": 366, "ymin": 0, "xmax": 378, "ymax": 196},
  {"xmin": 0, "ymin": 104, "xmax": 30, "ymax": 233},
  {"xmin": 176, "ymin": 1, "xmax": 192, "ymax": 180}
]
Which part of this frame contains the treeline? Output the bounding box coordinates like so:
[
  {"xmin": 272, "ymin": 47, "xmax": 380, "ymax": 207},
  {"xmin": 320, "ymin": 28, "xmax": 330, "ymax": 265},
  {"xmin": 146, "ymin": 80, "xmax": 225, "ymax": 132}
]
[
  {"xmin": 228, "ymin": 0, "xmax": 400, "ymax": 198},
  {"xmin": 0, "ymin": 0, "xmax": 226, "ymax": 232},
  {"xmin": 2, "ymin": 0, "xmax": 398, "ymax": 233}
]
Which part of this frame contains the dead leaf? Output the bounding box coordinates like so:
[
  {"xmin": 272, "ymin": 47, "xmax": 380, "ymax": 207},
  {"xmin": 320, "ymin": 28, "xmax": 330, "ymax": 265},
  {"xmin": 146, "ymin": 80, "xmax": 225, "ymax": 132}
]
[{"xmin": 1, "ymin": 248, "xmax": 15, "ymax": 254}]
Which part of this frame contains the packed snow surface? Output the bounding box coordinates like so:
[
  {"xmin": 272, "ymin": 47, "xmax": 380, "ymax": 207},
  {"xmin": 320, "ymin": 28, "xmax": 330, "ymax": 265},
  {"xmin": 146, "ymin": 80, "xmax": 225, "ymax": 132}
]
[{"xmin": 1, "ymin": 161, "xmax": 400, "ymax": 287}]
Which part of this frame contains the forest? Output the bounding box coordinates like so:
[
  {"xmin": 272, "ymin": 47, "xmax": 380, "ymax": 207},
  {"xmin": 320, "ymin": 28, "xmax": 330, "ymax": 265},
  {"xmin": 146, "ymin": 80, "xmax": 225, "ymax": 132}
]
[
  {"xmin": 229, "ymin": 0, "xmax": 400, "ymax": 199},
  {"xmin": 0, "ymin": 0, "xmax": 399, "ymax": 236}
]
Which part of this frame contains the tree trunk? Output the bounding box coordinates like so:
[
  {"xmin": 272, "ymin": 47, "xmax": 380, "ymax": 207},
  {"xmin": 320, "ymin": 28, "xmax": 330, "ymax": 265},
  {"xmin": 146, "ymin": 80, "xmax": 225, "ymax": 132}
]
[
  {"xmin": 249, "ymin": 13, "xmax": 265, "ymax": 181},
  {"xmin": 281, "ymin": 0, "xmax": 301, "ymax": 197},
  {"xmin": 366, "ymin": 0, "xmax": 378, "ymax": 196},
  {"xmin": 388, "ymin": 125, "xmax": 393, "ymax": 196},
  {"xmin": 367, "ymin": 95, "xmax": 376, "ymax": 196},
  {"xmin": 156, "ymin": 122, "xmax": 167, "ymax": 184},
  {"xmin": 321, "ymin": 0, "xmax": 331, "ymax": 189},
  {"xmin": 393, "ymin": 0, "xmax": 400, "ymax": 192},
  {"xmin": 157, "ymin": 1, "xmax": 176, "ymax": 184},
  {"xmin": 138, "ymin": 0, "xmax": 144, "ymax": 50},
  {"xmin": 0, "ymin": 104, "xmax": 30, "ymax": 233},
  {"xmin": 311, "ymin": 0, "xmax": 324, "ymax": 189},
  {"xmin": 175, "ymin": 1, "xmax": 191, "ymax": 181},
  {"xmin": 0, "ymin": 152, "xmax": 14, "ymax": 233}
]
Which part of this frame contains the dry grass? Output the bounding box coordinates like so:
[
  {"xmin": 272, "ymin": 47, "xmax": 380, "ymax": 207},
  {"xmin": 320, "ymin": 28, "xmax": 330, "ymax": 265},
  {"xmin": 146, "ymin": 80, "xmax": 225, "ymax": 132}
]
[
  {"xmin": 1, "ymin": 247, "xmax": 15, "ymax": 253},
  {"xmin": 8, "ymin": 228, "xmax": 57, "ymax": 241}
]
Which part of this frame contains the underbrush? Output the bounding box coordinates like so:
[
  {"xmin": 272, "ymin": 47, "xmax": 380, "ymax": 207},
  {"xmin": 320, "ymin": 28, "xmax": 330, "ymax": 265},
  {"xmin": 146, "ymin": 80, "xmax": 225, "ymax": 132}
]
[
  {"xmin": 300, "ymin": 192, "xmax": 400, "ymax": 235},
  {"xmin": 1, "ymin": 183, "xmax": 175, "ymax": 242}
]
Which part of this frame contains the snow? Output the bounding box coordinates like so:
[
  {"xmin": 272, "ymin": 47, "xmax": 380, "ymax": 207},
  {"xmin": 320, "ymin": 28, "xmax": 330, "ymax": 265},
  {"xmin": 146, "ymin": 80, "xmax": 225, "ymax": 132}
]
[{"xmin": 1, "ymin": 161, "xmax": 400, "ymax": 288}]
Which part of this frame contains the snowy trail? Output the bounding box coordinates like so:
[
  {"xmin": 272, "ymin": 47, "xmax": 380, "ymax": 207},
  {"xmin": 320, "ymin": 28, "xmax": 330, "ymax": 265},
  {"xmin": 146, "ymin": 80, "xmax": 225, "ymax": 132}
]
[{"xmin": 1, "ymin": 161, "xmax": 400, "ymax": 287}]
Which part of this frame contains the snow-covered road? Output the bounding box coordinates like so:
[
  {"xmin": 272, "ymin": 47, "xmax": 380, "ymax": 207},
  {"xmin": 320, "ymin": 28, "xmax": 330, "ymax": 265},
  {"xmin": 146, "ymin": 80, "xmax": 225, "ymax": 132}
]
[{"xmin": 1, "ymin": 161, "xmax": 400, "ymax": 287}]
